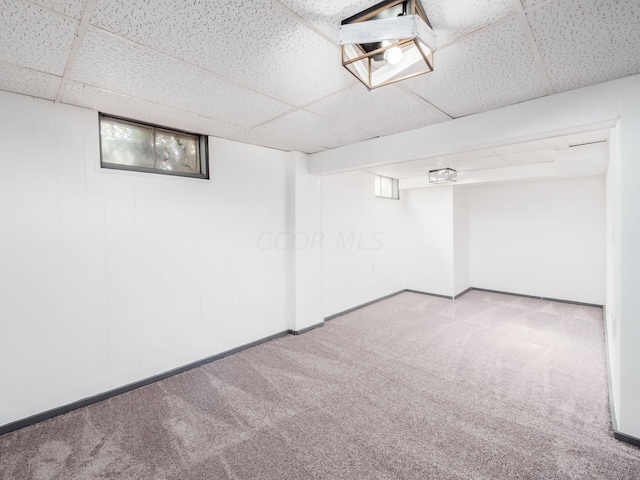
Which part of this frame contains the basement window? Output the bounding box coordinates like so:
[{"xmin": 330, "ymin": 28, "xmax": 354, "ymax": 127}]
[
  {"xmin": 374, "ymin": 174, "xmax": 399, "ymax": 199},
  {"xmin": 99, "ymin": 114, "xmax": 208, "ymax": 179}
]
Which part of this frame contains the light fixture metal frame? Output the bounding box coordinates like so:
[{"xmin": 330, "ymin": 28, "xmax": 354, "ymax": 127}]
[
  {"xmin": 428, "ymin": 168, "xmax": 457, "ymax": 184},
  {"xmin": 339, "ymin": 0, "xmax": 435, "ymax": 90}
]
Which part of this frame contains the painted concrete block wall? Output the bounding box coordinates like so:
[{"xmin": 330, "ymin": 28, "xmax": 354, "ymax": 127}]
[
  {"xmin": 468, "ymin": 176, "xmax": 606, "ymax": 305},
  {"xmin": 0, "ymin": 91, "xmax": 295, "ymax": 427},
  {"xmin": 402, "ymin": 187, "xmax": 455, "ymax": 297},
  {"xmin": 321, "ymin": 171, "xmax": 405, "ymax": 317}
]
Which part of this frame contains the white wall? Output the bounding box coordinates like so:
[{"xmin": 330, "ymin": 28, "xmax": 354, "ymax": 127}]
[
  {"xmin": 606, "ymin": 124, "xmax": 621, "ymax": 420},
  {"xmin": 293, "ymin": 152, "xmax": 323, "ymax": 331},
  {"xmin": 468, "ymin": 176, "xmax": 606, "ymax": 305},
  {"xmin": 617, "ymin": 78, "xmax": 640, "ymax": 437},
  {"xmin": 402, "ymin": 187, "xmax": 455, "ymax": 297},
  {"xmin": 321, "ymin": 171, "xmax": 405, "ymax": 317},
  {"xmin": 453, "ymin": 187, "xmax": 470, "ymax": 296},
  {"xmin": 0, "ymin": 91, "xmax": 295, "ymax": 427}
]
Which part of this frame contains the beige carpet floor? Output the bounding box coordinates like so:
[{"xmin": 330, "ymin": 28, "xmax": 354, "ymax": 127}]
[{"xmin": 1, "ymin": 290, "xmax": 640, "ymax": 479}]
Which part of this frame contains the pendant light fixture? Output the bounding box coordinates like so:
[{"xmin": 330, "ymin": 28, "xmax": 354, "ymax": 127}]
[
  {"xmin": 428, "ymin": 168, "xmax": 457, "ymax": 184},
  {"xmin": 339, "ymin": 0, "xmax": 436, "ymax": 89}
]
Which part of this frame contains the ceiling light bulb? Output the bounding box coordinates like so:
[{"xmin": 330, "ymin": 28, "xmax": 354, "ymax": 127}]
[
  {"xmin": 382, "ymin": 40, "xmax": 403, "ymax": 64},
  {"xmin": 384, "ymin": 46, "xmax": 403, "ymax": 65}
]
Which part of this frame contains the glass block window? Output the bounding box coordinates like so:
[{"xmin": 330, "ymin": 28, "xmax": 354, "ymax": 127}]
[
  {"xmin": 374, "ymin": 174, "xmax": 399, "ymax": 199},
  {"xmin": 99, "ymin": 115, "xmax": 208, "ymax": 179}
]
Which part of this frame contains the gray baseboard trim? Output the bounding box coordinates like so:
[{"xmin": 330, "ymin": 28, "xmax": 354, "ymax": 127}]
[
  {"xmin": 602, "ymin": 306, "xmax": 640, "ymax": 449},
  {"xmin": 454, "ymin": 287, "xmax": 473, "ymax": 299},
  {"xmin": 0, "ymin": 329, "xmax": 290, "ymax": 438},
  {"xmin": 324, "ymin": 290, "xmax": 406, "ymax": 321},
  {"xmin": 405, "ymin": 289, "xmax": 454, "ymax": 300},
  {"xmin": 614, "ymin": 431, "xmax": 640, "ymax": 448},
  {"xmin": 289, "ymin": 322, "xmax": 324, "ymax": 335},
  {"xmin": 470, "ymin": 287, "xmax": 604, "ymax": 308}
]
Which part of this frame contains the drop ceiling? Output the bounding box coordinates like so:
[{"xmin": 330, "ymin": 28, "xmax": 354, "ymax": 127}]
[
  {"xmin": 1, "ymin": 0, "xmax": 639, "ymax": 155},
  {"xmin": 366, "ymin": 128, "xmax": 610, "ymax": 185}
]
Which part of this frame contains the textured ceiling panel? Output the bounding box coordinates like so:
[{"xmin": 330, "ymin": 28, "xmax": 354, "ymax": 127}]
[
  {"xmin": 71, "ymin": 28, "xmax": 293, "ymax": 129},
  {"xmin": 91, "ymin": 0, "xmax": 355, "ymax": 106},
  {"xmin": 274, "ymin": 0, "xmax": 375, "ymax": 41},
  {"xmin": 62, "ymin": 82, "xmax": 242, "ymax": 137},
  {"xmin": 0, "ymin": 0, "xmax": 78, "ymax": 75},
  {"xmin": 29, "ymin": 0, "xmax": 86, "ymax": 19},
  {"xmin": 306, "ymin": 85, "xmax": 451, "ymax": 137},
  {"xmin": 423, "ymin": 0, "xmax": 515, "ymax": 47},
  {"xmin": 0, "ymin": 62, "xmax": 61, "ymax": 100},
  {"xmin": 527, "ymin": 0, "xmax": 640, "ymax": 93},
  {"xmin": 521, "ymin": 0, "xmax": 550, "ymax": 10},
  {"xmin": 228, "ymin": 129, "xmax": 326, "ymax": 154},
  {"xmin": 405, "ymin": 18, "xmax": 549, "ymax": 117},
  {"xmin": 254, "ymin": 109, "xmax": 375, "ymax": 149}
]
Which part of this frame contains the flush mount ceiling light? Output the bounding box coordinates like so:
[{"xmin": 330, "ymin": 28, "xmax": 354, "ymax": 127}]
[
  {"xmin": 428, "ymin": 168, "xmax": 457, "ymax": 184},
  {"xmin": 339, "ymin": 0, "xmax": 436, "ymax": 90}
]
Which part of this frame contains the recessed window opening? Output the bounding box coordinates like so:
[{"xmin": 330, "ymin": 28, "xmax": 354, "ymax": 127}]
[
  {"xmin": 374, "ymin": 174, "xmax": 399, "ymax": 199},
  {"xmin": 99, "ymin": 114, "xmax": 209, "ymax": 179}
]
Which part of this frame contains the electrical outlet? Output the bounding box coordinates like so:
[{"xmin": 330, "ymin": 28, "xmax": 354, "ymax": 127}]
[{"xmin": 371, "ymin": 262, "xmax": 376, "ymax": 272}]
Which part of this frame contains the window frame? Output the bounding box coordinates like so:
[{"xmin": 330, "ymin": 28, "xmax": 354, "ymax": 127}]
[
  {"xmin": 99, "ymin": 113, "xmax": 209, "ymax": 180},
  {"xmin": 374, "ymin": 174, "xmax": 400, "ymax": 200}
]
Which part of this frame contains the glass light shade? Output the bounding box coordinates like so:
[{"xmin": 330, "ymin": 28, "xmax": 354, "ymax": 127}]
[
  {"xmin": 428, "ymin": 168, "xmax": 457, "ymax": 184},
  {"xmin": 339, "ymin": 0, "xmax": 435, "ymax": 89}
]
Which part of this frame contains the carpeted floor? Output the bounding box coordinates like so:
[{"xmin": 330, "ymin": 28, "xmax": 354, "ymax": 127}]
[{"xmin": 1, "ymin": 290, "xmax": 639, "ymax": 479}]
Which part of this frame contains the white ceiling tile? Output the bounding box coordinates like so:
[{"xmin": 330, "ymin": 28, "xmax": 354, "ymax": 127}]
[
  {"xmin": 521, "ymin": 0, "xmax": 550, "ymax": 10},
  {"xmin": 499, "ymin": 149, "xmax": 555, "ymax": 166},
  {"xmin": 438, "ymin": 155, "xmax": 509, "ymax": 171},
  {"xmin": 0, "ymin": 62, "xmax": 61, "ymax": 100},
  {"xmin": 29, "ymin": 0, "xmax": 86, "ymax": 19},
  {"xmin": 62, "ymin": 82, "xmax": 242, "ymax": 137},
  {"xmin": 90, "ymin": 0, "xmax": 356, "ymax": 106},
  {"xmin": 527, "ymin": 0, "xmax": 640, "ymax": 92},
  {"xmin": 423, "ymin": 0, "xmax": 515, "ymax": 47},
  {"xmin": 489, "ymin": 129, "xmax": 609, "ymax": 156},
  {"xmin": 274, "ymin": 0, "xmax": 375, "ymax": 41},
  {"xmin": 432, "ymin": 149, "xmax": 495, "ymax": 164},
  {"xmin": 0, "ymin": 0, "xmax": 78, "ymax": 75},
  {"xmin": 228, "ymin": 129, "xmax": 326, "ymax": 154},
  {"xmin": 254, "ymin": 109, "xmax": 375, "ymax": 149},
  {"xmin": 306, "ymin": 85, "xmax": 451, "ymax": 137},
  {"xmin": 563, "ymin": 129, "xmax": 610, "ymax": 146},
  {"xmin": 404, "ymin": 17, "xmax": 549, "ymax": 117},
  {"xmin": 490, "ymin": 137, "xmax": 568, "ymax": 155},
  {"xmin": 71, "ymin": 27, "xmax": 293, "ymax": 129},
  {"xmin": 366, "ymin": 163, "xmax": 444, "ymax": 179}
]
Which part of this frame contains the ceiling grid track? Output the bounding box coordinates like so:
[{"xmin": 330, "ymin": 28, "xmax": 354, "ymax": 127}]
[
  {"xmin": 435, "ymin": 12, "xmax": 517, "ymax": 52},
  {"xmin": 270, "ymin": 0, "xmax": 337, "ymax": 45},
  {"xmin": 396, "ymin": 84, "xmax": 455, "ymax": 120},
  {"xmin": 55, "ymin": 0, "xmax": 97, "ymax": 103},
  {"xmin": 512, "ymin": 0, "xmax": 555, "ymax": 96},
  {"xmin": 88, "ymin": 26, "xmax": 302, "ymax": 109},
  {"xmin": 20, "ymin": 0, "xmax": 75, "ymax": 21}
]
